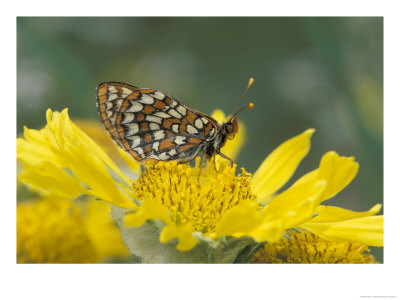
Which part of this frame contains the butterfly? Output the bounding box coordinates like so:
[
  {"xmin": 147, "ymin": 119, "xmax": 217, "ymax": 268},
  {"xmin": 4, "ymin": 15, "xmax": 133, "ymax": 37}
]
[{"xmin": 96, "ymin": 80, "xmax": 253, "ymax": 169}]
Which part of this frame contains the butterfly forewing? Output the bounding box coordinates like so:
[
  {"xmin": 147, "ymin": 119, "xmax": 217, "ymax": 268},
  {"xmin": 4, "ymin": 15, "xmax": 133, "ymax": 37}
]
[{"xmin": 96, "ymin": 82, "xmax": 220, "ymax": 163}]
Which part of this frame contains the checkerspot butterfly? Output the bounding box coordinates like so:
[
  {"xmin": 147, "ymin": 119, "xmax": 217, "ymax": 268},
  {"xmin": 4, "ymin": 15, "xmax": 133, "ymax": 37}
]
[{"xmin": 96, "ymin": 80, "xmax": 254, "ymax": 167}]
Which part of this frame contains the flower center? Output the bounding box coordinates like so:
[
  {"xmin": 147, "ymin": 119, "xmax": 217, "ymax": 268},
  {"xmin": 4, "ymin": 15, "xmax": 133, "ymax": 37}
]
[{"xmin": 131, "ymin": 157, "xmax": 257, "ymax": 234}]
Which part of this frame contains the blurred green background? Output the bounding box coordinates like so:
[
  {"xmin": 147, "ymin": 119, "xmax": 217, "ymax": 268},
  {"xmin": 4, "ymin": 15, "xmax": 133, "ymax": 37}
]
[{"xmin": 17, "ymin": 17, "xmax": 383, "ymax": 260}]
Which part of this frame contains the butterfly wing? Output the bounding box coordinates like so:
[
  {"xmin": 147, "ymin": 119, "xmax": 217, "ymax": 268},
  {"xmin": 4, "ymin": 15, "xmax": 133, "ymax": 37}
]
[{"xmin": 96, "ymin": 82, "xmax": 220, "ymax": 163}]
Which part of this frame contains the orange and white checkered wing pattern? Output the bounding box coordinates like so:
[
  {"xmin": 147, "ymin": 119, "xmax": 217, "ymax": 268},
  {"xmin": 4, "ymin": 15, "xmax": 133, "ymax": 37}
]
[{"xmin": 96, "ymin": 82, "xmax": 220, "ymax": 163}]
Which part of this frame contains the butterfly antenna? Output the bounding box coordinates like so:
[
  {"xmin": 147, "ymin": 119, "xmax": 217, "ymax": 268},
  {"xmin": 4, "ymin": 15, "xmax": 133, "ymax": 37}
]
[
  {"xmin": 231, "ymin": 102, "xmax": 255, "ymax": 121},
  {"xmin": 230, "ymin": 77, "xmax": 254, "ymax": 117}
]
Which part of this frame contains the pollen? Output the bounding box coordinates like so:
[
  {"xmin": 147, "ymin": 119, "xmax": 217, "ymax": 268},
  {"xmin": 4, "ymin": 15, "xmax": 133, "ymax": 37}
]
[{"xmin": 131, "ymin": 157, "xmax": 257, "ymax": 234}]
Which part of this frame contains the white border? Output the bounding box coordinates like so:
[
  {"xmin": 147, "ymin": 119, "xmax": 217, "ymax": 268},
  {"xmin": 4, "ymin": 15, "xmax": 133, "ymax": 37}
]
[{"xmin": 3, "ymin": 1, "xmax": 399, "ymax": 299}]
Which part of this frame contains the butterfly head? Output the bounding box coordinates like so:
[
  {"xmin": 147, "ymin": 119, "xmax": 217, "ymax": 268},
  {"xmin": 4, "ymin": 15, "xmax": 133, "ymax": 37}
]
[
  {"xmin": 223, "ymin": 117, "xmax": 239, "ymax": 140},
  {"xmin": 224, "ymin": 102, "xmax": 254, "ymax": 140}
]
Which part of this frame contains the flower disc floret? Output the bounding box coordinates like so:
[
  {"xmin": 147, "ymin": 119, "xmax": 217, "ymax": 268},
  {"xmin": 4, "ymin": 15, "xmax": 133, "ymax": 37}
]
[{"xmin": 131, "ymin": 159, "xmax": 257, "ymax": 234}]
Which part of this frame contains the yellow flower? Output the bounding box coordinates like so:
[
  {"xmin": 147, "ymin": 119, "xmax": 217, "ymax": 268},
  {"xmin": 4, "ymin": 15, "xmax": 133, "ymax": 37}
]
[
  {"xmin": 125, "ymin": 159, "xmax": 256, "ymax": 252},
  {"xmin": 17, "ymin": 109, "xmax": 138, "ymax": 208},
  {"xmin": 250, "ymin": 230, "xmax": 377, "ymax": 264},
  {"xmin": 17, "ymin": 197, "xmax": 129, "ymax": 263},
  {"xmin": 17, "ymin": 108, "xmax": 383, "ymax": 263}
]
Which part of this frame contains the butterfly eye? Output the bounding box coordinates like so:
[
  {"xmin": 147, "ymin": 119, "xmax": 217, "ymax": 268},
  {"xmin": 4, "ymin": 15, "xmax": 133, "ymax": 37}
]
[{"xmin": 226, "ymin": 124, "xmax": 233, "ymax": 134}]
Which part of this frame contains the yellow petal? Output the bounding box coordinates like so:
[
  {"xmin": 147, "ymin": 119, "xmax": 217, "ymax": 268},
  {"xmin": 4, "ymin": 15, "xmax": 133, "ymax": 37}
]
[
  {"xmin": 17, "ymin": 128, "xmax": 62, "ymax": 167},
  {"xmin": 18, "ymin": 161, "xmax": 87, "ymax": 199},
  {"xmin": 215, "ymin": 201, "xmax": 263, "ymax": 238},
  {"xmin": 160, "ymin": 223, "xmax": 198, "ymax": 251},
  {"xmin": 84, "ymin": 199, "xmax": 129, "ymax": 258},
  {"xmin": 45, "ymin": 109, "xmax": 64, "ymax": 149},
  {"xmin": 19, "ymin": 109, "xmax": 136, "ymax": 209},
  {"xmin": 291, "ymin": 151, "xmax": 359, "ymax": 204},
  {"xmin": 61, "ymin": 109, "xmax": 132, "ymax": 183},
  {"xmin": 43, "ymin": 109, "xmax": 131, "ymax": 184},
  {"xmin": 23, "ymin": 126, "xmax": 48, "ymax": 144},
  {"xmin": 263, "ymin": 179, "xmax": 327, "ymax": 229},
  {"xmin": 215, "ymin": 179, "xmax": 326, "ymax": 243},
  {"xmin": 252, "ymin": 129, "xmax": 315, "ymax": 202},
  {"xmin": 19, "ymin": 108, "xmax": 141, "ymax": 211},
  {"xmin": 63, "ymin": 143, "xmax": 135, "ymax": 209},
  {"xmin": 116, "ymin": 147, "xmax": 141, "ymax": 174},
  {"xmin": 316, "ymin": 151, "xmax": 359, "ymax": 202},
  {"xmin": 73, "ymin": 119, "xmax": 127, "ymax": 165},
  {"xmin": 124, "ymin": 196, "xmax": 171, "ymax": 227},
  {"xmin": 248, "ymin": 220, "xmax": 286, "ymax": 243},
  {"xmin": 247, "ymin": 179, "xmax": 326, "ymax": 243},
  {"xmin": 301, "ymin": 215, "xmax": 383, "ymax": 247},
  {"xmin": 308, "ymin": 204, "xmax": 382, "ymax": 223},
  {"xmin": 210, "ymin": 109, "xmax": 227, "ymax": 124}
]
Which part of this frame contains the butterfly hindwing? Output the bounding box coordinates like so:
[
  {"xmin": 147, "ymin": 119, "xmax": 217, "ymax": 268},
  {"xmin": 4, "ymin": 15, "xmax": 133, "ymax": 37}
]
[{"xmin": 96, "ymin": 82, "xmax": 220, "ymax": 163}]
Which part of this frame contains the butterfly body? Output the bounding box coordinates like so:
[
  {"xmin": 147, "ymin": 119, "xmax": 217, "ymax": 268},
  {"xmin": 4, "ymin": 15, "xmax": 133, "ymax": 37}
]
[{"xmin": 96, "ymin": 82, "xmax": 239, "ymax": 165}]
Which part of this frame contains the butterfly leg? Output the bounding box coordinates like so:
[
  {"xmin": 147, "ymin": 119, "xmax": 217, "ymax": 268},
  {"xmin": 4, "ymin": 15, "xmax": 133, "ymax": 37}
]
[
  {"xmin": 212, "ymin": 155, "xmax": 218, "ymax": 172},
  {"xmin": 218, "ymin": 152, "xmax": 234, "ymax": 167},
  {"xmin": 197, "ymin": 154, "xmax": 207, "ymax": 181}
]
